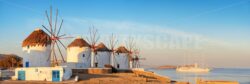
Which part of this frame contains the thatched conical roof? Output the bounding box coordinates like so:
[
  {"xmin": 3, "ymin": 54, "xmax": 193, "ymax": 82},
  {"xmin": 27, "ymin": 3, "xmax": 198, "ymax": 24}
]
[
  {"xmin": 68, "ymin": 37, "xmax": 90, "ymax": 48},
  {"xmin": 115, "ymin": 46, "xmax": 129, "ymax": 53},
  {"xmin": 22, "ymin": 28, "xmax": 51, "ymax": 47},
  {"xmin": 95, "ymin": 42, "xmax": 111, "ymax": 52}
]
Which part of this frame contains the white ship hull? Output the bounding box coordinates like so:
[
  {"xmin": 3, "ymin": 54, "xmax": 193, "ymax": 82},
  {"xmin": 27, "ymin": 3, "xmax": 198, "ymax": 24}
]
[
  {"xmin": 176, "ymin": 67, "xmax": 210, "ymax": 73},
  {"xmin": 176, "ymin": 63, "xmax": 210, "ymax": 73}
]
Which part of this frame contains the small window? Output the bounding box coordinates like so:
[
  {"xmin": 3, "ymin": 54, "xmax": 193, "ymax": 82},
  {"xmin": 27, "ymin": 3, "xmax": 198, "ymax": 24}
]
[
  {"xmin": 95, "ymin": 62, "xmax": 98, "ymax": 67},
  {"xmin": 82, "ymin": 54, "xmax": 85, "ymax": 58},
  {"xmin": 117, "ymin": 64, "xmax": 120, "ymax": 68},
  {"xmin": 27, "ymin": 45, "xmax": 30, "ymax": 49},
  {"xmin": 25, "ymin": 62, "xmax": 29, "ymax": 67}
]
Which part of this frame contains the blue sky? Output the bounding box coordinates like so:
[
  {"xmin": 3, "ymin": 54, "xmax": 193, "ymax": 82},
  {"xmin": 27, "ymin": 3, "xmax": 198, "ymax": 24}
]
[{"xmin": 0, "ymin": 0, "xmax": 250, "ymax": 68}]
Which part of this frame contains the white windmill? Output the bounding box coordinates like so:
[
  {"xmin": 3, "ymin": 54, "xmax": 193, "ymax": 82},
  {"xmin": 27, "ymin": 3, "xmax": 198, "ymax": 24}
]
[
  {"xmin": 41, "ymin": 6, "xmax": 72, "ymax": 66},
  {"xmin": 132, "ymin": 49, "xmax": 146, "ymax": 68},
  {"xmin": 108, "ymin": 34, "xmax": 118, "ymax": 67},
  {"xmin": 22, "ymin": 28, "xmax": 52, "ymax": 67}
]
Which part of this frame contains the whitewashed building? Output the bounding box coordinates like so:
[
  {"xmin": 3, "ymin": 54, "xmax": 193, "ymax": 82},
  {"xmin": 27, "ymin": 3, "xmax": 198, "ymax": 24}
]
[
  {"xmin": 114, "ymin": 46, "xmax": 130, "ymax": 69},
  {"xmin": 66, "ymin": 37, "xmax": 91, "ymax": 68},
  {"xmin": 16, "ymin": 28, "xmax": 72, "ymax": 82},
  {"xmin": 95, "ymin": 43, "xmax": 111, "ymax": 68},
  {"xmin": 22, "ymin": 28, "xmax": 51, "ymax": 67},
  {"xmin": 12, "ymin": 67, "xmax": 72, "ymax": 82}
]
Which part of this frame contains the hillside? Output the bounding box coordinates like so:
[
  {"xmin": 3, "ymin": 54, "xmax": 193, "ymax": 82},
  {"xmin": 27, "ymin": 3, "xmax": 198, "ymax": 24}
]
[{"xmin": 0, "ymin": 54, "xmax": 22, "ymax": 69}]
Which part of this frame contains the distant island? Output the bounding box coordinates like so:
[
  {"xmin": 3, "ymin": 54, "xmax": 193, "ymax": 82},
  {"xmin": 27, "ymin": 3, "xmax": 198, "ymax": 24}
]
[{"xmin": 156, "ymin": 65, "xmax": 177, "ymax": 69}]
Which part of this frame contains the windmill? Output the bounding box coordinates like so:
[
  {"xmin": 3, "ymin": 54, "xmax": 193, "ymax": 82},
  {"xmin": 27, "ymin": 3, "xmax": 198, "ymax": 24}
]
[
  {"xmin": 132, "ymin": 48, "xmax": 146, "ymax": 68},
  {"xmin": 42, "ymin": 6, "xmax": 71, "ymax": 66},
  {"xmin": 86, "ymin": 25, "xmax": 100, "ymax": 67},
  {"xmin": 108, "ymin": 33, "xmax": 118, "ymax": 67},
  {"xmin": 126, "ymin": 36, "xmax": 146, "ymax": 68}
]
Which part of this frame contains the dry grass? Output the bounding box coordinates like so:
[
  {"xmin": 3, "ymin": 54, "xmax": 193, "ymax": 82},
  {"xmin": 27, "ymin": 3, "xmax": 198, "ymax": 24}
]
[
  {"xmin": 77, "ymin": 73, "xmax": 162, "ymax": 84},
  {"xmin": 0, "ymin": 73, "xmax": 165, "ymax": 84}
]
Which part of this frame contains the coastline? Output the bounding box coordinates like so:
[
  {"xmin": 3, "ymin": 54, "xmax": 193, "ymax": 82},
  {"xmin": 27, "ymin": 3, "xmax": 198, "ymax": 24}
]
[
  {"xmin": 147, "ymin": 68, "xmax": 248, "ymax": 84},
  {"xmin": 1, "ymin": 68, "xmax": 244, "ymax": 84}
]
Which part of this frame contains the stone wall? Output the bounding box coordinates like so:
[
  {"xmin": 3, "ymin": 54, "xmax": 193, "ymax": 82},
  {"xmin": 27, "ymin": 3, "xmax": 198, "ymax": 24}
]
[{"xmin": 72, "ymin": 68, "xmax": 112, "ymax": 75}]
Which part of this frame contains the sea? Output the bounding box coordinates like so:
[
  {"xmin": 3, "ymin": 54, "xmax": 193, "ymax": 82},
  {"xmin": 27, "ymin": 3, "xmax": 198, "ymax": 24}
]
[{"xmin": 146, "ymin": 68, "xmax": 250, "ymax": 84}]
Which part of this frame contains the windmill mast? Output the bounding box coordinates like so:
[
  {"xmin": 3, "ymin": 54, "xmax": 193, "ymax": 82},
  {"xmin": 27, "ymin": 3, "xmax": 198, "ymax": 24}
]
[
  {"xmin": 134, "ymin": 47, "xmax": 146, "ymax": 68},
  {"xmin": 134, "ymin": 48, "xmax": 139, "ymax": 68},
  {"xmin": 126, "ymin": 36, "xmax": 136, "ymax": 68},
  {"xmin": 42, "ymin": 6, "xmax": 70, "ymax": 66},
  {"xmin": 87, "ymin": 25, "xmax": 100, "ymax": 68},
  {"xmin": 108, "ymin": 33, "xmax": 118, "ymax": 66}
]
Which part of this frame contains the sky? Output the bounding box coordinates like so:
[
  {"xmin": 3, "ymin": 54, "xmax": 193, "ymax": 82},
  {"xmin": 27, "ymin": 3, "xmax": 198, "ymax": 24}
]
[{"xmin": 0, "ymin": 0, "xmax": 250, "ymax": 68}]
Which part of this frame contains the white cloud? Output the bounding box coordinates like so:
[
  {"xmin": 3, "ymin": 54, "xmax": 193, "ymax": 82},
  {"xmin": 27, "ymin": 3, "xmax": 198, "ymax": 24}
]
[{"xmin": 64, "ymin": 17, "xmax": 235, "ymax": 50}]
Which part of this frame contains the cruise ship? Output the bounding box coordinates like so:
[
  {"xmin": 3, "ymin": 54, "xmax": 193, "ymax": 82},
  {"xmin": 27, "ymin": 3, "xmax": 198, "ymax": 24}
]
[{"xmin": 176, "ymin": 63, "xmax": 210, "ymax": 73}]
